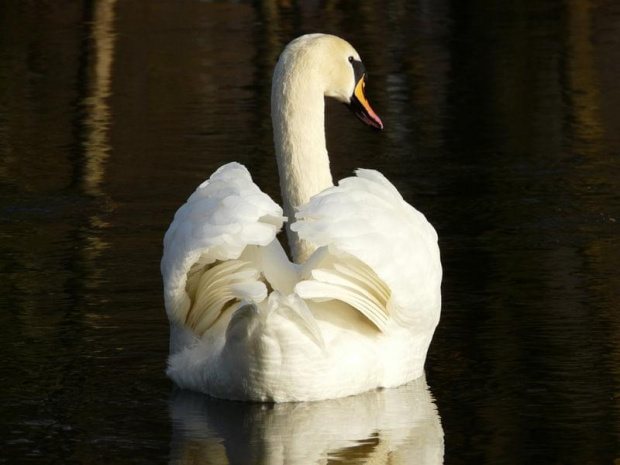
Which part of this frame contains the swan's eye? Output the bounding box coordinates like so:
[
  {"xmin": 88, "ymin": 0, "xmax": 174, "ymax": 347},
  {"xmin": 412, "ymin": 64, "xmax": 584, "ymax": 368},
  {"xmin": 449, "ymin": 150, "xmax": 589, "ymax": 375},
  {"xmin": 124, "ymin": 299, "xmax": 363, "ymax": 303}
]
[{"xmin": 348, "ymin": 56, "xmax": 354, "ymax": 63}]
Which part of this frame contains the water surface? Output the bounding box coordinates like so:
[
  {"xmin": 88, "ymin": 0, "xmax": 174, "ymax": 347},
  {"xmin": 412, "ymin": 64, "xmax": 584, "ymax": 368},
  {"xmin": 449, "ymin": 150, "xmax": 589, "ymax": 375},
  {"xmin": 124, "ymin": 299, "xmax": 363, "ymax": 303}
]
[{"xmin": 1, "ymin": 1, "xmax": 619, "ymax": 464}]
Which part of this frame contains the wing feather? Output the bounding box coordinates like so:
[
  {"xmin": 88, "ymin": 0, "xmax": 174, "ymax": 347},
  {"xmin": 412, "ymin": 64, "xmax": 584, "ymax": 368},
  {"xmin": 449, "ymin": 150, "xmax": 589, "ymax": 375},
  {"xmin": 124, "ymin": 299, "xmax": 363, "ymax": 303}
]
[
  {"xmin": 296, "ymin": 255, "xmax": 389, "ymax": 332},
  {"xmin": 162, "ymin": 163, "xmax": 284, "ymax": 333},
  {"xmin": 292, "ymin": 169, "xmax": 442, "ymax": 330}
]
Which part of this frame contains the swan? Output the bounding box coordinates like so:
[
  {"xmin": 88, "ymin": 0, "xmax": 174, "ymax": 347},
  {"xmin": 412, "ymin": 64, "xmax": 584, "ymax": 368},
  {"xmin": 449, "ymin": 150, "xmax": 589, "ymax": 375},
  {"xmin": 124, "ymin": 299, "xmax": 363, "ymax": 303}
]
[{"xmin": 161, "ymin": 33, "xmax": 442, "ymax": 402}]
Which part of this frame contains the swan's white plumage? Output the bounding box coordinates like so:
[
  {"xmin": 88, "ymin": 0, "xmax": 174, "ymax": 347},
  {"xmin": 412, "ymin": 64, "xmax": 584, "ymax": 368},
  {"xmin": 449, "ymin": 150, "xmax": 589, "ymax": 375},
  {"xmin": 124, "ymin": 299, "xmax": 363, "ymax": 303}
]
[
  {"xmin": 161, "ymin": 162, "xmax": 284, "ymax": 337},
  {"xmin": 162, "ymin": 34, "xmax": 441, "ymax": 402},
  {"xmin": 293, "ymin": 169, "xmax": 441, "ymax": 330},
  {"xmin": 163, "ymin": 164, "xmax": 441, "ymax": 401}
]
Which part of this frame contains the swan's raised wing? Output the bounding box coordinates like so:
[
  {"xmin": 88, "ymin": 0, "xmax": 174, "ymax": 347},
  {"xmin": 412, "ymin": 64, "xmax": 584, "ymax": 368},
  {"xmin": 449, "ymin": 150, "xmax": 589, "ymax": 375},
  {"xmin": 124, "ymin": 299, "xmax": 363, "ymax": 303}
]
[
  {"xmin": 161, "ymin": 162, "xmax": 289, "ymax": 336},
  {"xmin": 292, "ymin": 169, "xmax": 442, "ymax": 333}
]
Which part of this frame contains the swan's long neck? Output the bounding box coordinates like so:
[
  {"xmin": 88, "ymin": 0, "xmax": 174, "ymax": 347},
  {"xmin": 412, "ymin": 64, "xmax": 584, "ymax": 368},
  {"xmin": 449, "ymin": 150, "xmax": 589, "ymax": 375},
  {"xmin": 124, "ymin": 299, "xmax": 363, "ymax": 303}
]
[{"xmin": 272, "ymin": 56, "xmax": 333, "ymax": 264}]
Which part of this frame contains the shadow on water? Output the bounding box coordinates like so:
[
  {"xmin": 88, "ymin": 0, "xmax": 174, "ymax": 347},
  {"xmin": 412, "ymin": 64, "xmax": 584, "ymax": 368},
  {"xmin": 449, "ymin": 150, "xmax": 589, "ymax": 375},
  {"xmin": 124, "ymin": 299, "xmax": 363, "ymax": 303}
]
[{"xmin": 168, "ymin": 377, "xmax": 443, "ymax": 465}]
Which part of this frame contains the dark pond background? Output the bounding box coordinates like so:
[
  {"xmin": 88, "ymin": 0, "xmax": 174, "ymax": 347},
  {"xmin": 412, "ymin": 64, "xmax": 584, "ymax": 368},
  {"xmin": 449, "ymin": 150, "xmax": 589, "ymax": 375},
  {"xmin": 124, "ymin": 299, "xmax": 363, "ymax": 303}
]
[{"xmin": 1, "ymin": 0, "xmax": 619, "ymax": 464}]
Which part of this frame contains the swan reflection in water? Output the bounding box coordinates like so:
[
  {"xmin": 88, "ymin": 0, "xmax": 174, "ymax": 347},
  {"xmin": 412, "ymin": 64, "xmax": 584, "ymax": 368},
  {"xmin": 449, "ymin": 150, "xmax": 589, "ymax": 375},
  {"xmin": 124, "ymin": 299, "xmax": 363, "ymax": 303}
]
[{"xmin": 168, "ymin": 376, "xmax": 443, "ymax": 464}]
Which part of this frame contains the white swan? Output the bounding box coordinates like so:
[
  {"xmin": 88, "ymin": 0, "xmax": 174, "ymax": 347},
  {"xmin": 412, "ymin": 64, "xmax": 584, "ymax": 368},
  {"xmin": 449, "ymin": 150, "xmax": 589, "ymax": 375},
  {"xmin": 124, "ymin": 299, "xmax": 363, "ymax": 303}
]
[{"xmin": 161, "ymin": 34, "xmax": 442, "ymax": 402}]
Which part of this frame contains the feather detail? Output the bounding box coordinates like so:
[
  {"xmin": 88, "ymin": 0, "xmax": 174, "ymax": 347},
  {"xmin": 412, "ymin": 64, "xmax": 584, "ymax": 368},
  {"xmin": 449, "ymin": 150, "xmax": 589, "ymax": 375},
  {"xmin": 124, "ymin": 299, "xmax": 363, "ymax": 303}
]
[
  {"xmin": 186, "ymin": 260, "xmax": 267, "ymax": 336},
  {"xmin": 296, "ymin": 255, "xmax": 390, "ymax": 332},
  {"xmin": 162, "ymin": 162, "xmax": 284, "ymax": 329},
  {"xmin": 292, "ymin": 169, "xmax": 441, "ymax": 329},
  {"xmin": 264, "ymin": 291, "xmax": 326, "ymax": 351}
]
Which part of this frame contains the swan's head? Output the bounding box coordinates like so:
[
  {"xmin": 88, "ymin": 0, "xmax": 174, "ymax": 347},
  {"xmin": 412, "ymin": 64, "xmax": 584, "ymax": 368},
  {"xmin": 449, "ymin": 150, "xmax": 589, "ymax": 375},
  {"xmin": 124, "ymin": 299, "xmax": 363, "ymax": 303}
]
[{"xmin": 275, "ymin": 34, "xmax": 384, "ymax": 130}]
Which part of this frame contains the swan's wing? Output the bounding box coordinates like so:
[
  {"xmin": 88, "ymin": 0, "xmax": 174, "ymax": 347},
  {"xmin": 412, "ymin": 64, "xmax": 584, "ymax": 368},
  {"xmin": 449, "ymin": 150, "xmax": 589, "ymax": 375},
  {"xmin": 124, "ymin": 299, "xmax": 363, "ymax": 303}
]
[
  {"xmin": 161, "ymin": 162, "xmax": 288, "ymax": 336},
  {"xmin": 292, "ymin": 169, "xmax": 442, "ymax": 332}
]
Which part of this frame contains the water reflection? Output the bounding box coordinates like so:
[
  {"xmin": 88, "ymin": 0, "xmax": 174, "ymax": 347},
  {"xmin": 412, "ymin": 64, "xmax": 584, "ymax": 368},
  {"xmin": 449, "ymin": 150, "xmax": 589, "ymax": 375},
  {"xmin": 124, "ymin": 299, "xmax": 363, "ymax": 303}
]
[
  {"xmin": 169, "ymin": 377, "xmax": 443, "ymax": 465},
  {"xmin": 80, "ymin": 0, "xmax": 117, "ymax": 197}
]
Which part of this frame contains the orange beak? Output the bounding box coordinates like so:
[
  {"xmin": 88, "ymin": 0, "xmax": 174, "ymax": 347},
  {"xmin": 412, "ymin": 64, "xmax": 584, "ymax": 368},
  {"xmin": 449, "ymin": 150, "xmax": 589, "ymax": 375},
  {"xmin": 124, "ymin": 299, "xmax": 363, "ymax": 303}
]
[{"xmin": 350, "ymin": 75, "xmax": 383, "ymax": 130}]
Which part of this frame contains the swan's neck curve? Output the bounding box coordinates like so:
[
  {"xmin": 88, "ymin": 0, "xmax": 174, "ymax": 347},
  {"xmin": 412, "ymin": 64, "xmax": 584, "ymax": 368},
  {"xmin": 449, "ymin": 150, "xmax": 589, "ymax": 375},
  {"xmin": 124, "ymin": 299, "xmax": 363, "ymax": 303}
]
[{"xmin": 272, "ymin": 55, "xmax": 333, "ymax": 264}]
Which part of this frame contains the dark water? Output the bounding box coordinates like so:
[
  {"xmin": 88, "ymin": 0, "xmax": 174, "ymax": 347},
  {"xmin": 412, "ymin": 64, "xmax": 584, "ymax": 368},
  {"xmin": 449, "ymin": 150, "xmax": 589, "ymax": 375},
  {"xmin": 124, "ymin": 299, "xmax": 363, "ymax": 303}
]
[{"xmin": 1, "ymin": 1, "xmax": 619, "ymax": 464}]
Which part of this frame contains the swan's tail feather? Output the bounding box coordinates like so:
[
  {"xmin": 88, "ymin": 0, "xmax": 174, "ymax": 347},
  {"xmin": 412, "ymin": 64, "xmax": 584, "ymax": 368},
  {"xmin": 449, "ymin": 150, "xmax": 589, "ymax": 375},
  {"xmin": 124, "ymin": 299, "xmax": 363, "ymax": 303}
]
[
  {"xmin": 223, "ymin": 292, "xmax": 325, "ymax": 351},
  {"xmin": 225, "ymin": 301, "xmax": 260, "ymax": 344},
  {"xmin": 265, "ymin": 291, "xmax": 326, "ymax": 351}
]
